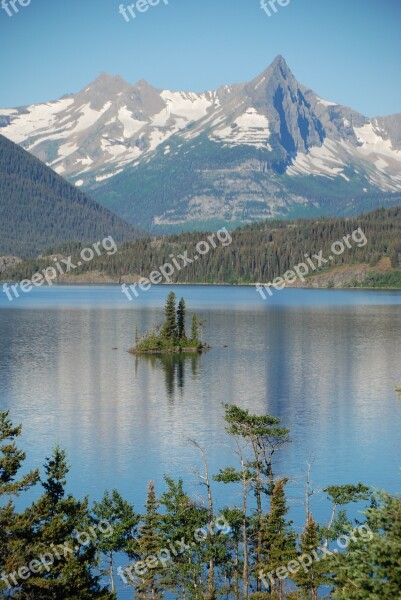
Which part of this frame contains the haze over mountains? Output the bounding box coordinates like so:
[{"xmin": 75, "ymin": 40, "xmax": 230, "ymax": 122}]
[{"xmin": 2, "ymin": 56, "xmax": 401, "ymax": 231}]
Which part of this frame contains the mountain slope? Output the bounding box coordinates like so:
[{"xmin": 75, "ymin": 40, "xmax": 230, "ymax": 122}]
[
  {"xmin": 0, "ymin": 74, "xmax": 235, "ymax": 187},
  {"xmin": 4, "ymin": 206, "xmax": 401, "ymax": 291},
  {"xmin": 0, "ymin": 134, "xmax": 142, "ymax": 257},
  {"xmin": 93, "ymin": 56, "xmax": 401, "ymax": 230},
  {"xmin": 2, "ymin": 56, "xmax": 401, "ymax": 231}
]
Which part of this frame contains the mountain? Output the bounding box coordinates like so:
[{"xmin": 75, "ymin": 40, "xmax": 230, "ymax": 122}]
[
  {"xmin": 0, "ymin": 134, "xmax": 142, "ymax": 257},
  {"xmin": 2, "ymin": 56, "xmax": 401, "ymax": 231},
  {"xmin": 0, "ymin": 73, "xmax": 235, "ymax": 188},
  {"xmin": 5, "ymin": 206, "xmax": 401, "ymax": 291}
]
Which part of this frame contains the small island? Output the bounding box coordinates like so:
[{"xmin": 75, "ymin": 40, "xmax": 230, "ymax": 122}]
[{"xmin": 129, "ymin": 292, "xmax": 209, "ymax": 354}]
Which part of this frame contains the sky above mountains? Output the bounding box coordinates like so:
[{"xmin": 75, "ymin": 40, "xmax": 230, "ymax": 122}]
[{"xmin": 0, "ymin": 0, "xmax": 400, "ymax": 117}]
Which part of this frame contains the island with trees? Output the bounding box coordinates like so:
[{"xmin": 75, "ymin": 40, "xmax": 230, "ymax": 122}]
[{"xmin": 129, "ymin": 292, "xmax": 209, "ymax": 354}]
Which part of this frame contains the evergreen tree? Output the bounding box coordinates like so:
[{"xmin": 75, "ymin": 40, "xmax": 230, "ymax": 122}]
[
  {"xmin": 162, "ymin": 292, "xmax": 177, "ymax": 341},
  {"xmin": 93, "ymin": 489, "xmax": 139, "ymax": 595},
  {"xmin": 177, "ymin": 298, "xmax": 186, "ymax": 340},
  {"xmin": 322, "ymin": 484, "xmax": 371, "ymax": 545},
  {"xmin": 332, "ymin": 493, "xmax": 401, "ymax": 599},
  {"xmin": 295, "ymin": 516, "xmax": 328, "ymax": 600},
  {"xmin": 42, "ymin": 445, "xmax": 67, "ymax": 510},
  {"xmin": 223, "ymin": 404, "xmax": 290, "ymax": 592},
  {"xmin": 0, "ymin": 411, "xmax": 39, "ymax": 498},
  {"xmin": 214, "ymin": 462, "xmax": 253, "ymax": 599},
  {"xmin": 259, "ymin": 479, "xmax": 297, "ymax": 600},
  {"xmin": 133, "ymin": 481, "xmax": 165, "ymax": 600},
  {"xmin": 10, "ymin": 447, "xmax": 112, "ymax": 599},
  {"xmin": 0, "ymin": 411, "xmax": 39, "ymax": 596},
  {"xmin": 160, "ymin": 476, "xmax": 209, "ymax": 599}
]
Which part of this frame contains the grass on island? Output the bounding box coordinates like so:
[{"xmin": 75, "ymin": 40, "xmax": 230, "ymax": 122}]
[{"xmin": 129, "ymin": 292, "xmax": 208, "ymax": 354}]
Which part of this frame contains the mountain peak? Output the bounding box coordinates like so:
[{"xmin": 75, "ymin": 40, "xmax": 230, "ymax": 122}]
[
  {"xmin": 93, "ymin": 72, "xmax": 128, "ymax": 85},
  {"xmin": 271, "ymin": 54, "xmax": 288, "ymax": 69},
  {"xmin": 134, "ymin": 79, "xmax": 161, "ymax": 93},
  {"xmin": 267, "ymin": 54, "xmax": 292, "ymax": 79},
  {"xmin": 83, "ymin": 72, "xmax": 132, "ymax": 96}
]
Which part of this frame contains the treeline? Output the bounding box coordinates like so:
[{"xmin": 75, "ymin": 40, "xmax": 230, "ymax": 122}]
[
  {"xmin": 0, "ymin": 134, "xmax": 141, "ymax": 258},
  {"xmin": 1, "ymin": 407, "xmax": 400, "ymax": 599},
  {"xmin": 5, "ymin": 206, "xmax": 401, "ymax": 285}
]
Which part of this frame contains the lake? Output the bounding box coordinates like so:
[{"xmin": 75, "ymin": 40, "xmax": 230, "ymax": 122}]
[{"xmin": 1, "ymin": 284, "xmax": 401, "ymax": 597}]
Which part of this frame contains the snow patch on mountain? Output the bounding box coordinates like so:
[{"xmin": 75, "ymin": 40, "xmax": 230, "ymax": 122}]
[
  {"xmin": 160, "ymin": 91, "xmax": 215, "ymax": 121},
  {"xmin": 287, "ymin": 139, "xmax": 347, "ymax": 178},
  {"xmin": 211, "ymin": 108, "xmax": 272, "ymax": 149},
  {"xmin": 317, "ymin": 97, "xmax": 337, "ymax": 108},
  {"xmin": 2, "ymin": 98, "xmax": 74, "ymax": 143},
  {"xmin": 117, "ymin": 106, "xmax": 146, "ymax": 138}
]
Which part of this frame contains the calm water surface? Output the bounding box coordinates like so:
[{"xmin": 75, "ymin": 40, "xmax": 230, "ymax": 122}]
[{"xmin": 1, "ymin": 285, "xmax": 401, "ymax": 596}]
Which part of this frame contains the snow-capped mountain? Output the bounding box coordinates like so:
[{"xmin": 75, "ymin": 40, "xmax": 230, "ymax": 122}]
[
  {"xmin": 0, "ymin": 73, "xmax": 234, "ymax": 187},
  {"xmin": 2, "ymin": 56, "xmax": 401, "ymax": 229}
]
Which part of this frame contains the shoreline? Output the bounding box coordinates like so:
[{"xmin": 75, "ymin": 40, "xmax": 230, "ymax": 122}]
[{"xmin": 2, "ymin": 279, "xmax": 401, "ymax": 292}]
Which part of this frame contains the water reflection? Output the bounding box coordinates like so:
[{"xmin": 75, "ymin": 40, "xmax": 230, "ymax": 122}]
[{"xmin": 133, "ymin": 353, "xmax": 201, "ymax": 397}]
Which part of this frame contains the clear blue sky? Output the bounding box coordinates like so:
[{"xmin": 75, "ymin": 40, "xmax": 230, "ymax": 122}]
[{"xmin": 0, "ymin": 0, "xmax": 400, "ymax": 116}]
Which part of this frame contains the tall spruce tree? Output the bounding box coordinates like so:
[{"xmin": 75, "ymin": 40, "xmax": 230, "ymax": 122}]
[
  {"xmin": 294, "ymin": 516, "xmax": 328, "ymax": 600},
  {"xmin": 177, "ymin": 298, "xmax": 186, "ymax": 340},
  {"xmin": 259, "ymin": 479, "xmax": 297, "ymax": 600},
  {"xmin": 134, "ymin": 481, "xmax": 165, "ymax": 600},
  {"xmin": 10, "ymin": 446, "xmax": 112, "ymax": 599},
  {"xmin": 162, "ymin": 292, "xmax": 177, "ymax": 341}
]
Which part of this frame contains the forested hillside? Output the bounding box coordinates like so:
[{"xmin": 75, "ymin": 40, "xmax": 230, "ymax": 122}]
[
  {"xmin": 5, "ymin": 206, "xmax": 401, "ymax": 287},
  {"xmin": 0, "ymin": 135, "xmax": 142, "ymax": 257}
]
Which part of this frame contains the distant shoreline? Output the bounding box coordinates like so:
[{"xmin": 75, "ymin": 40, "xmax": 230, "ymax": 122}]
[{"xmin": 2, "ymin": 280, "xmax": 401, "ymax": 292}]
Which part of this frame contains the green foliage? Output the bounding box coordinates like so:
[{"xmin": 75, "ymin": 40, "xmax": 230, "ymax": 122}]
[
  {"xmin": 177, "ymin": 297, "xmax": 186, "ymax": 340},
  {"xmin": 132, "ymin": 481, "xmax": 165, "ymax": 600},
  {"xmin": 133, "ymin": 294, "xmax": 204, "ymax": 353},
  {"xmin": 0, "ymin": 411, "xmax": 39, "ymax": 498},
  {"xmin": 159, "ymin": 477, "xmax": 209, "ymax": 597},
  {"xmin": 323, "ymin": 484, "xmax": 371, "ymax": 507},
  {"xmin": 162, "ymin": 292, "xmax": 178, "ymax": 341},
  {"xmin": 7, "ymin": 446, "xmax": 112, "ymax": 599},
  {"xmin": 7, "ymin": 205, "xmax": 401, "ymax": 290},
  {"xmin": 259, "ymin": 479, "xmax": 297, "ymax": 597},
  {"xmin": 294, "ymin": 516, "xmax": 329, "ymax": 599},
  {"xmin": 93, "ymin": 490, "xmax": 139, "ymax": 594},
  {"xmin": 0, "ymin": 134, "xmax": 141, "ymax": 258},
  {"xmin": 332, "ymin": 493, "xmax": 401, "ymax": 599},
  {"xmin": 1, "ymin": 409, "xmax": 399, "ymax": 599}
]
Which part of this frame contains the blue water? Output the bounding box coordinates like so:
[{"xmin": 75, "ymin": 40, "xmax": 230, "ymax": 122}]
[{"xmin": 1, "ymin": 285, "xmax": 401, "ymax": 597}]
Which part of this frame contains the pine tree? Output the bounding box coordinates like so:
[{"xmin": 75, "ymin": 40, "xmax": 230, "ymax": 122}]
[
  {"xmin": 295, "ymin": 516, "xmax": 328, "ymax": 600},
  {"xmin": 134, "ymin": 481, "xmax": 165, "ymax": 600},
  {"xmin": 12, "ymin": 446, "xmax": 112, "ymax": 599},
  {"xmin": 162, "ymin": 292, "xmax": 177, "ymax": 341},
  {"xmin": 223, "ymin": 404, "xmax": 290, "ymax": 592},
  {"xmin": 93, "ymin": 489, "xmax": 139, "ymax": 595},
  {"xmin": 160, "ymin": 476, "xmax": 209, "ymax": 598},
  {"xmin": 0, "ymin": 411, "xmax": 39, "ymax": 596},
  {"xmin": 177, "ymin": 298, "xmax": 186, "ymax": 340},
  {"xmin": 259, "ymin": 479, "xmax": 297, "ymax": 600},
  {"xmin": 0, "ymin": 411, "xmax": 39, "ymax": 498},
  {"xmin": 332, "ymin": 493, "xmax": 401, "ymax": 599},
  {"xmin": 42, "ymin": 445, "xmax": 67, "ymax": 510}
]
